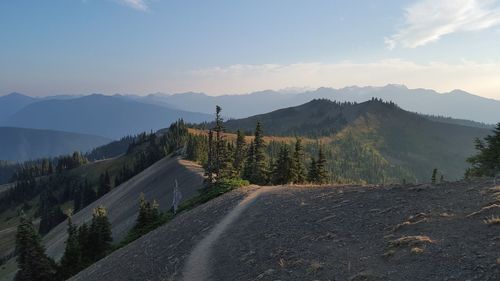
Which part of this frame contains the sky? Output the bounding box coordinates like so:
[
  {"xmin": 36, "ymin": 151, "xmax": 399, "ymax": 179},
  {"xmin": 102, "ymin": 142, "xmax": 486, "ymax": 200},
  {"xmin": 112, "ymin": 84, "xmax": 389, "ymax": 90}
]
[{"xmin": 1, "ymin": 0, "xmax": 500, "ymax": 99}]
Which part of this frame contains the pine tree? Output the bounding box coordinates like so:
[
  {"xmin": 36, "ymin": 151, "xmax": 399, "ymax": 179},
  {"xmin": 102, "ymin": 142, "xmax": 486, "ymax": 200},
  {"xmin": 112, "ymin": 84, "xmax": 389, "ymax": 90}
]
[
  {"xmin": 213, "ymin": 106, "xmax": 232, "ymax": 181},
  {"xmin": 97, "ymin": 171, "xmax": 111, "ymax": 197},
  {"xmin": 308, "ymin": 158, "xmax": 317, "ymax": 183},
  {"xmin": 59, "ymin": 216, "xmax": 82, "ymax": 279},
  {"xmin": 466, "ymin": 123, "xmax": 500, "ymax": 177},
  {"xmin": 242, "ymin": 141, "xmax": 255, "ymax": 181},
  {"xmin": 88, "ymin": 206, "xmax": 112, "ymax": 261},
  {"xmin": 291, "ymin": 138, "xmax": 307, "ymax": 184},
  {"xmin": 204, "ymin": 130, "xmax": 215, "ymax": 184},
  {"xmin": 431, "ymin": 168, "xmax": 438, "ymax": 184},
  {"xmin": 251, "ymin": 122, "xmax": 268, "ymax": 185},
  {"xmin": 272, "ymin": 145, "xmax": 293, "ymax": 185},
  {"xmin": 316, "ymin": 148, "xmax": 329, "ymax": 184},
  {"xmin": 233, "ymin": 130, "xmax": 246, "ymax": 176},
  {"xmin": 135, "ymin": 193, "xmax": 160, "ymax": 231},
  {"xmin": 15, "ymin": 215, "xmax": 56, "ymax": 281}
]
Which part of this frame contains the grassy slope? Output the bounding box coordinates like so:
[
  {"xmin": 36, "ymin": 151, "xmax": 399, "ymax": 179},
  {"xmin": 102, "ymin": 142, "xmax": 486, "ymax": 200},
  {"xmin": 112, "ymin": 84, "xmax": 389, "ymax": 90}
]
[{"xmin": 223, "ymin": 100, "xmax": 490, "ymax": 181}]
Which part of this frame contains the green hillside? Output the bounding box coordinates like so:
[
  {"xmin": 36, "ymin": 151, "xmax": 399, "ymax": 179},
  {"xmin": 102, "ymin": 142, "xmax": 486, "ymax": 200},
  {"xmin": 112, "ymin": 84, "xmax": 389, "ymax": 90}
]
[{"xmin": 224, "ymin": 99, "xmax": 491, "ymax": 182}]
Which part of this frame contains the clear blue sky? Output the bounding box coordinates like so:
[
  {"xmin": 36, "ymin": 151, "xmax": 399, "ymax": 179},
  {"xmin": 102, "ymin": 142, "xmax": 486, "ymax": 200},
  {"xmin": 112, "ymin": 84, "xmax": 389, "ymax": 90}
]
[{"xmin": 1, "ymin": 0, "xmax": 500, "ymax": 99}]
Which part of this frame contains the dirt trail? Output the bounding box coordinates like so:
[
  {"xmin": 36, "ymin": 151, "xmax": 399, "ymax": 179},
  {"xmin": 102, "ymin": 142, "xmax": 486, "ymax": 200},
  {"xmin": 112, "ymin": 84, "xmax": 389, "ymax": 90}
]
[{"xmin": 182, "ymin": 186, "xmax": 276, "ymax": 281}]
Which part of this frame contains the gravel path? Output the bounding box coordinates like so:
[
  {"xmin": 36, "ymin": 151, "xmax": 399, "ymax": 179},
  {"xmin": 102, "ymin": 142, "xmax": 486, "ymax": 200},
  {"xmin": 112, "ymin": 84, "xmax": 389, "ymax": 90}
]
[{"xmin": 182, "ymin": 186, "xmax": 275, "ymax": 281}]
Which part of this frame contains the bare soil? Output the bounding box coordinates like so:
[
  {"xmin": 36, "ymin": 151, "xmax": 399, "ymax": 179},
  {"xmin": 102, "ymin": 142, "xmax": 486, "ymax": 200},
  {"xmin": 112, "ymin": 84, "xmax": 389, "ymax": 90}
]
[{"xmin": 70, "ymin": 180, "xmax": 499, "ymax": 281}]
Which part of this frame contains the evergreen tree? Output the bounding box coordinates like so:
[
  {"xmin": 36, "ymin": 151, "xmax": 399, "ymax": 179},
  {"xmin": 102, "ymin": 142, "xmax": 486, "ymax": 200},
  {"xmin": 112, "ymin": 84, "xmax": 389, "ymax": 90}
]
[
  {"xmin": 204, "ymin": 130, "xmax": 215, "ymax": 184},
  {"xmin": 291, "ymin": 138, "xmax": 307, "ymax": 184},
  {"xmin": 431, "ymin": 168, "xmax": 438, "ymax": 184},
  {"xmin": 87, "ymin": 206, "xmax": 112, "ymax": 261},
  {"xmin": 135, "ymin": 193, "xmax": 160, "ymax": 232},
  {"xmin": 316, "ymin": 148, "xmax": 329, "ymax": 184},
  {"xmin": 308, "ymin": 158, "xmax": 317, "ymax": 183},
  {"xmin": 97, "ymin": 171, "xmax": 111, "ymax": 197},
  {"xmin": 59, "ymin": 216, "xmax": 82, "ymax": 279},
  {"xmin": 251, "ymin": 122, "xmax": 268, "ymax": 185},
  {"xmin": 233, "ymin": 130, "xmax": 247, "ymax": 177},
  {"xmin": 15, "ymin": 215, "xmax": 55, "ymax": 281},
  {"xmin": 77, "ymin": 223, "xmax": 91, "ymax": 265},
  {"xmin": 213, "ymin": 106, "xmax": 232, "ymax": 181},
  {"xmin": 272, "ymin": 145, "xmax": 293, "ymax": 185},
  {"xmin": 38, "ymin": 190, "xmax": 66, "ymax": 235},
  {"xmin": 242, "ymin": 141, "xmax": 255, "ymax": 181},
  {"xmin": 466, "ymin": 123, "xmax": 500, "ymax": 177},
  {"xmin": 81, "ymin": 180, "xmax": 97, "ymax": 208}
]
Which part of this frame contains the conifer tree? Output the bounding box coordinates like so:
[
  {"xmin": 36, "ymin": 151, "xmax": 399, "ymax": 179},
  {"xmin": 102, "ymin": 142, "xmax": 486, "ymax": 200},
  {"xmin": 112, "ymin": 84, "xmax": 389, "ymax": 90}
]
[
  {"xmin": 251, "ymin": 122, "xmax": 268, "ymax": 185},
  {"xmin": 59, "ymin": 216, "xmax": 82, "ymax": 279},
  {"xmin": 135, "ymin": 193, "xmax": 160, "ymax": 232},
  {"xmin": 233, "ymin": 130, "xmax": 246, "ymax": 176},
  {"xmin": 97, "ymin": 171, "xmax": 111, "ymax": 197},
  {"xmin": 242, "ymin": 141, "xmax": 255, "ymax": 181},
  {"xmin": 316, "ymin": 148, "xmax": 329, "ymax": 184},
  {"xmin": 88, "ymin": 206, "xmax": 112, "ymax": 261},
  {"xmin": 466, "ymin": 123, "xmax": 500, "ymax": 177},
  {"xmin": 272, "ymin": 145, "xmax": 293, "ymax": 185},
  {"xmin": 15, "ymin": 215, "xmax": 55, "ymax": 281},
  {"xmin": 308, "ymin": 158, "xmax": 317, "ymax": 183},
  {"xmin": 291, "ymin": 138, "xmax": 307, "ymax": 184},
  {"xmin": 431, "ymin": 168, "xmax": 438, "ymax": 184}
]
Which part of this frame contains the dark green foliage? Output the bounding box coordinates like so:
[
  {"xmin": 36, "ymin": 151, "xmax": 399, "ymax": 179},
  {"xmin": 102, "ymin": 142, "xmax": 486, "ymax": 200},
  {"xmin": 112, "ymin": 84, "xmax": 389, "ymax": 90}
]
[
  {"xmin": 242, "ymin": 141, "xmax": 255, "ymax": 181},
  {"xmin": 38, "ymin": 189, "xmax": 66, "ymax": 235},
  {"xmin": 56, "ymin": 151, "xmax": 88, "ymax": 173},
  {"xmin": 86, "ymin": 135, "xmax": 135, "ymax": 161},
  {"xmin": 271, "ymin": 145, "xmax": 293, "ymax": 185},
  {"xmin": 316, "ymin": 148, "xmax": 329, "ymax": 184},
  {"xmin": 97, "ymin": 171, "xmax": 112, "ymax": 197},
  {"xmin": 87, "ymin": 206, "xmax": 113, "ymax": 261},
  {"xmin": 431, "ymin": 168, "xmax": 438, "ymax": 184},
  {"xmin": 120, "ymin": 195, "xmax": 166, "ymax": 246},
  {"xmin": 202, "ymin": 106, "xmax": 236, "ymax": 184},
  {"xmin": 57, "ymin": 206, "xmax": 113, "ymax": 279},
  {"xmin": 291, "ymin": 138, "xmax": 307, "ymax": 184},
  {"xmin": 307, "ymin": 147, "xmax": 329, "ymax": 184},
  {"xmin": 250, "ymin": 122, "xmax": 268, "ymax": 185},
  {"xmin": 177, "ymin": 178, "xmax": 250, "ymax": 213},
  {"xmin": 58, "ymin": 217, "xmax": 82, "ymax": 280},
  {"xmin": 466, "ymin": 123, "xmax": 500, "ymax": 177},
  {"xmin": 15, "ymin": 215, "xmax": 56, "ymax": 281},
  {"xmin": 308, "ymin": 158, "xmax": 317, "ymax": 183},
  {"xmin": 233, "ymin": 130, "xmax": 247, "ymax": 176},
  {"xmin": 186, "ymin": 134, "xmax": 209, "ymax": 164}
]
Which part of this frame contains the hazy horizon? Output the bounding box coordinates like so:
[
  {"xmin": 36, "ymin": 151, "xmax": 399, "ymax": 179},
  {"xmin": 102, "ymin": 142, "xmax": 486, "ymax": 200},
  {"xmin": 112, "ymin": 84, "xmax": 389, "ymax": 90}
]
[{"xmin": 2, "ymin": 0, "xmax": 500, "ymax": 99}]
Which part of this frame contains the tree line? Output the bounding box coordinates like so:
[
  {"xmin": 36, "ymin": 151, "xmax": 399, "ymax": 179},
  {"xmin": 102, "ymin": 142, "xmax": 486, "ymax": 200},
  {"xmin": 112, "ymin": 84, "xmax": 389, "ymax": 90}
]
[{"xmin": 187, "ymin": 106, "xmax": 330, "ymax": 186}]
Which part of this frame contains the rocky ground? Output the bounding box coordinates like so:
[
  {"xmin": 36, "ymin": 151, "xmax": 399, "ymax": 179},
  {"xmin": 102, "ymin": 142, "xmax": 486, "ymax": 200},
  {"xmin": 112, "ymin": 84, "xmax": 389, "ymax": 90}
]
[{"xmin": 71, "ymin": 180, "xmax": 500, "ymax": 281}]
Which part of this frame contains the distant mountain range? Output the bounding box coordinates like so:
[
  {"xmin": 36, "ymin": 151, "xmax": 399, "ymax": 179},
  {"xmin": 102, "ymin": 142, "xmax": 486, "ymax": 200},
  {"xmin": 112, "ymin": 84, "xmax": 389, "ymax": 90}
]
[
  {"xmin": 0, "ymin": 93, "xmax": 212, "ymax": 139},
  {"xmin": 0, "ymin": 127, "xmax": 111, "ymax": 162},
  {"xmin": 224, "ymin": 99, "xmax": 490, "ymax": 181},
  {"xmin": 140, "ymin": 85, "xmax": 500, "ymax": 124}
]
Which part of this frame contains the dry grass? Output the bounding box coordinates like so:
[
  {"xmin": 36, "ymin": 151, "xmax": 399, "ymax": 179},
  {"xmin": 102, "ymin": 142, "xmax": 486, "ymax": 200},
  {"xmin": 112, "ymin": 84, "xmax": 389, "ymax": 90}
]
[
  {"xmin": 483, "ymin": 215, "xmax": 500, "ymax": 225},
  {"xmin": 388, "ymin": 235, "xmax": 435, "ymax": 248},
  {"xmin": 393, "ymin": 213, "xmax": 428, "ymax": 231},
  {"xmin": 410, "ymin": 247, "xmax": 424, "ymax": 254},
  {"xmin": 466, "ymin": 204, "xmax": 500, "ymax": 217}
]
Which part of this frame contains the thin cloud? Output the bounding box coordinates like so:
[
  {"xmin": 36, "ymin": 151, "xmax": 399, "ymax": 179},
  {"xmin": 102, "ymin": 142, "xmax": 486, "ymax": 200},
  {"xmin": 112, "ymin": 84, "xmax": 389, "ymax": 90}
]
[
  {"xmin": 119, "ymin": 0, "xmax": 149, "ymax": 11},
  {"xmin": 386, "ymin": 0, "xmax": 500, "ymax": 49}
]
